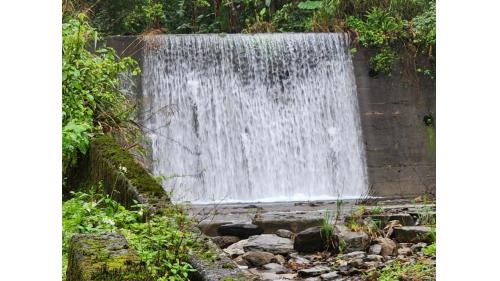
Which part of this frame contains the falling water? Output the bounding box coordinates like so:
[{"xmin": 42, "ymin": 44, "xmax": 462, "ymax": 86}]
[{"xmin": 141, "ymin": 33, "xmax": 368, "ymax": 203}]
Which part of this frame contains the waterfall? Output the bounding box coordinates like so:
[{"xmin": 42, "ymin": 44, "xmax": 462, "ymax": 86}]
[{"xmin": 141, "ymin": 33, "xmax": 368, "ymax": 203}]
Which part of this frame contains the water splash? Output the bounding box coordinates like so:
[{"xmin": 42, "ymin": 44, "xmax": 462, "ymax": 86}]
[{"xmin": 141, "ymin": 33, "xmax": 368, "ymax": 203}]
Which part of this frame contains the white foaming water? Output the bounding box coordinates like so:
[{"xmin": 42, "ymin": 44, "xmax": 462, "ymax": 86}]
[{"xmin": 141, "ymin": 33, "xmax": 368, "ymax": 203}]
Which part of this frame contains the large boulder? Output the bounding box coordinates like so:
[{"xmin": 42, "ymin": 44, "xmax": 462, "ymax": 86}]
[
  {"xmin": 293, "ymin": 226, "xmax": 330, "ymax": 253},
  {"xmin": 244, "ymin": 234, "xmax": 294, "ymax": 255},
  {"xmin": 242, "ymin": 251, "xmax": 275, "ymax": 267},
  {"xmin": 392, "ymin": 226, "xmax": 432, "ymax": 243},
  {"xmin": 334, "ymin": 225, "xmax": 370, "ymax": 253},
  {"xmin": 218, "ymin": 223, "xmax": 264, "ymax": 239}
]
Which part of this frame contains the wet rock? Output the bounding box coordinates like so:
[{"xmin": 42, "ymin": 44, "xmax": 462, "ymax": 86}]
[
  {"xmin": 320, "ymin": 271, "xmax": 339, "ymax": 280},
  {"xmin": 273, "ymin": 254, "xmax": 286, "ymax": 265},
  {"xmin": 276, "ymin": 229, "xmax": 294, "ymax": 239},
  {"xmin": 335, "ymin": 225, "xmax": 369, "ymax": 253},
  {"xmin": 374, "ymin": 237, "xmax": 397, "ymax": 256},
  {"xmin": 224, "ymin": 239, "xmax": 248, "ymax": 257},
  {"xmin": 263, "ymin": 263, "xmax": 287, "ymax": 273},
  {"xmin": 369, "ymin": 244, "xmax": 382, "ymax": 255},
  {"xmin": 242, "ymin": 251, "xmax": 275, "ymax": 267},
  {"xmin": 294, "ymin": 226, "xmax": 331, "ymax": 253},
  {"xmin": 298, "ymin": 266, "xmax": 331, "ymax": 277},
  {"xmin": 211, "ymin": 236, "xmax": 240, "ymax": 248},
  {"xmin": 397, "ymin": 247, "xmax": 412, "ymax": 256},
  {"xmin": 244, "ymin": 234, "xmax": 294, "ymax": 255},
  {"xmin": 218, "ymin": 223, "xmax": 264, "ymax": 239},
  {"xmin": 393, "ymin": 226, "xmax": 432, "ymax": 243}
]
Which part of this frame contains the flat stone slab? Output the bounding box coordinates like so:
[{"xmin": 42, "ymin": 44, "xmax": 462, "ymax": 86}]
[
  {"xmin": 298, "ymin": 266, "xmax": 331, "ymax": 277},
  {"xmin": 244, "ymin": 234, "xmax": 294, "ymax": 255},
  {"xmin": 218, "ymin": 223, "xmax": 264, "ymax": 238}
]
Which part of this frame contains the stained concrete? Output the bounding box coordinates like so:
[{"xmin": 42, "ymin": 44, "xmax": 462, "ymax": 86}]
[
  {"xmin": 352, "ymin": 49, "xmax": 436, "ymax": 197},
  {"xmin": 105, "ymin": 35, "xmax": 436, "ymax": 199}
]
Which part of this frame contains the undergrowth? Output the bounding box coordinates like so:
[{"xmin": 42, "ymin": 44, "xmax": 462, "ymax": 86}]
[
  {"xmin": 62, "ymin": 187, "xmax": 202, "ymax": 281},
  {"xmin": 375, "ymin": 260, "xmax": 435, "ymax": 281}
]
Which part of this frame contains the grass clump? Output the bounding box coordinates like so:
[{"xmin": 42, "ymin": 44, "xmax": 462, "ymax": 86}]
[
  {"xmin": 375, "ymin": 260, "xmax": 435, "ymax": 281},
  {"xmin": 63, "ymin": 187, "xmax": 201, "ymax": 281}
]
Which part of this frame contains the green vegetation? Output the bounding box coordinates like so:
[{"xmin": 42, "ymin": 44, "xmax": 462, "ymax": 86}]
[
  {"xmin": 64, "ymin": 0, "xmax": 435, "ymax": 77},
  {"xmin": 320, "ymin": 210, "xmax": 336, "ymax": 250},
  {"xmin": 92, "ymin": 134, "xmax": 164, "ymax": 197},
  {"xmin": 375, "ymin": 260, "xmax": 435, "ymax": 281},
  {"xmin": 63, "ymin": 188, "xmax": 200, "ymax": 280},
  {"xmin": 62, "ymin": 13, "xmax": 140, "ymax": 174},
  {"xmin": 423, "ymin": 227, "xmax": 436, "ymax": 256}
]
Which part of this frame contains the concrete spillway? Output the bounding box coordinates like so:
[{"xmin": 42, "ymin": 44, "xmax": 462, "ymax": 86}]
[{"xmin": 140, "ymin": 33, "xmax": 368, "ymax": 203}]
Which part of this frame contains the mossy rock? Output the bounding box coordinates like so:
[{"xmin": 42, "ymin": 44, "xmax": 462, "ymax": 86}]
[
  {"xmin": 92, "ymin": 134, "xmax": 164, "ymax": 197},
  {"xmin": 66, "ymin": 233, "xmax": 150, "ymax": 281}
]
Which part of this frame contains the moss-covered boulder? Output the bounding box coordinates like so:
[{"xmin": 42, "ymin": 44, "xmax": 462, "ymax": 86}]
[{"xmin": 66, "ymin": 233, "xmax": 148, "ymax": 281}]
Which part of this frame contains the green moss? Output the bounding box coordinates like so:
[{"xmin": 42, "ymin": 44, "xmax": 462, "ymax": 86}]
[{"xmin": 92, "ymin": 134, "xmax": 164, "ymax": 197}]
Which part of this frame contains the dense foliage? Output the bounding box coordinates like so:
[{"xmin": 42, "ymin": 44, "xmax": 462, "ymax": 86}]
[
  {"xmin": 65, "ymin": 0, "xmax": 435, "ymax": 76},
  {"xmin": 62, "ymin": 188, "xmax": 199, "ymax": 280},
  {"xmin": 62, "ymin": 13, "xmax": 139, "ymax": 173}
]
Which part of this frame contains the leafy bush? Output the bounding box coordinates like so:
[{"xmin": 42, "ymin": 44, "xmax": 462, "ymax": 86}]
[
  {"xmin": 62, "ymin": 188, "xmax": 198, "ymax": 280},
  {"xmin": 62, "ymin": 14, "xmax": 139, "ymax": 172},
  {"xmin": 123, "ymin": 0, "xmax": 166, "ymax": 34},
  {"xmin": 271, "ymin": 3, "xmax": 313, "ymax": 32}
]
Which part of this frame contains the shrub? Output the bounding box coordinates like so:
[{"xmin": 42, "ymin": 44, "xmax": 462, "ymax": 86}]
[
  {"xmin": 62, "ymin": 14, "xmax": 139, "ymax": 173},
  {"xmin": 62, "ymin": 188, "xmax": 198, "ymax": 280}
]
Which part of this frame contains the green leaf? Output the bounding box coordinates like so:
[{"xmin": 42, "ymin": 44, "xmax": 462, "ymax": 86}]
[{"xmin": 298, "ymin": 1, "xmax": 323, "ymax": 10}]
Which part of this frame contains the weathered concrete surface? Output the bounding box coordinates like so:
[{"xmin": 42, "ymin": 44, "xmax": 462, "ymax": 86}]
[
  {"xmin": 352, "ymin": 48, "xmax": 436, "ymax": 197},
  {"xmin": 106, "ymin": 35, "xmax": 436, "ymax": 199}
]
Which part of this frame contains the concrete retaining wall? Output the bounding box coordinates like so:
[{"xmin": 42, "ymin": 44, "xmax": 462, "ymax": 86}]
[
  {"xmin": 352, "ymin": 49, "xmax": 435, "ymax": 197},
  {"xmin": 105, "ymin": 35, "xmax": 436, "ymax": 198}
]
